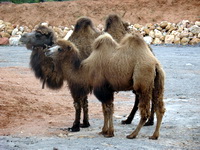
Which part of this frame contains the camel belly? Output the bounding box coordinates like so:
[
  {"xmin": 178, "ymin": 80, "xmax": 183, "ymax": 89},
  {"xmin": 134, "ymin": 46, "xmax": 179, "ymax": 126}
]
[{"xmin": 107, "ymin": 76, "xmax": 133, "ymax": 92}]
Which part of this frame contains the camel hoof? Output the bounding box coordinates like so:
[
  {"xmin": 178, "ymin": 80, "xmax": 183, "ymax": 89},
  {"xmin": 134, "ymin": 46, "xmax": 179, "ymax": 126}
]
[
  {"xmin": 68, "ymin": 126, "xmax": 80, "ymax": 132},
  {"xmin": 121, "ymin": 119, "xmax": 132, "ymax": 124},
  {"xmin": 149, "ymin": 135, "xmax": 158, "ymax": 140},
  {"xmin": 99, "ymin": 131, "xmax": 107, "ymax": 135},
  {"xmin": 104, "ymin": 134, "xmax": 114, "ymax": 138},
  {"xmin": 144, "ymin": 120, "xmax": 154, "ymax": 126},
  {"xmin": 126, "ymin": 134, "xmax": 136, "ymax": 139},
  {"xmin": 80, "ymin": 122, "xmax": 90, "ymax": 128},
  {"xmin": 99, "ymin": 131, "xmax": 114, "ymax": 137}
]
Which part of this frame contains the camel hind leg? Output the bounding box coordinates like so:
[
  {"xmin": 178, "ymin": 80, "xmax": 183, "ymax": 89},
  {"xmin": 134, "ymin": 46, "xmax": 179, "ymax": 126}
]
[
  {"xmin": 149, "ymin": 64, "xmax": 165, "ymax": 139},
  {"xmin": 149, "ymin": 95, "xmax": 165, "ymax": 139},
  {"xmin": 127, "ymin": 92, "xmax": 151, "ymax": 139},
  {"xmin": 121, "ymin": 93, "xmax": 139, "ymax": 124}
]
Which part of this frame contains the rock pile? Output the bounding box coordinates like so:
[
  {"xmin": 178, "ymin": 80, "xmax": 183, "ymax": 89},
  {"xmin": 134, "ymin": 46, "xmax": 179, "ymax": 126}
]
[{"xmin": 0, "ymin": 20, "xmax": 200, "ymax": 46}]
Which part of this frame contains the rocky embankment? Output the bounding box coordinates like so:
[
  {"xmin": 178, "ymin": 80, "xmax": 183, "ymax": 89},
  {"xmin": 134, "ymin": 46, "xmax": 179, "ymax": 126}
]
[{"xmin": 0, "ymin": 19, "xmax": 200, "ymax": 45}]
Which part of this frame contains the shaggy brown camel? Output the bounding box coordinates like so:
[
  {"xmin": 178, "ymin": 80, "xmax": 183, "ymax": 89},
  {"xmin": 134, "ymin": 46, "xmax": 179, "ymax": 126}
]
[
  {"xmin": 47, "ymin": 32, "xmax": 165, "ymax": 139},
  {"xmin": 20, "ymin": 18, "xmax": 101, "ymax": 132},
  {"xmin": 82, "ymin": 33, "xmax": 165, "ymax": 139}
]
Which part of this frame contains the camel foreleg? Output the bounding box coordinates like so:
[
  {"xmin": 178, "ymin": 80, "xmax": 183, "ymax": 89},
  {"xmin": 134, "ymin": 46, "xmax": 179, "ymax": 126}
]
[
  {"xmin": 80, "ymin": 96, "xmax": 90, "ymax": 128},
  {"xmin": 100, "ymin": 102, "xmax": 114, "ymax": 137},
  {"xmin": 68, "ymin": 100, "xmax": 81, "ymax": 132}
]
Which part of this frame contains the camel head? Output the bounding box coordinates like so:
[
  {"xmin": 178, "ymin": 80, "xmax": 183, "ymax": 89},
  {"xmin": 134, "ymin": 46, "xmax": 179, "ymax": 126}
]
[
  {"xmin": 20, "ymin": 25, "xmax": 56, "ymax": 50},
  {"xmin": 46, "ymin": 39, "xmax": 81, "ymax": 70}
]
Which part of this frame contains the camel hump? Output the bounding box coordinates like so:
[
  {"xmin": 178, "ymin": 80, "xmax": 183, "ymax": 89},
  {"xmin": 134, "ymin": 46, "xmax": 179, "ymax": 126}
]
[
  {"xmin": 104, "ymin": 14, "xmax": 121, "ymax": 30},
  {"xmin": 92, "ymin": 33, "xmax": 117, "ymax": 50},
  {"xmin": 74, "ymin": 17, "xmax": 94, "ymax": 32},
  {"xmin": 121, "ymin": 33, "xmax": 147, "ymax": 48}
]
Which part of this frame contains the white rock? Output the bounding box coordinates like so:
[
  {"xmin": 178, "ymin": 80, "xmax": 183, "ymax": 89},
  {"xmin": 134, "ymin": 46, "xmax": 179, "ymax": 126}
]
[
  {"xmin": 171, "ymin": 30, "xmax": 180, "ymax": 37},
  {"xmin": 128, "ymin": 24, "xmax": 134, "ymax": 30},
  {"xmin": 165, "ymin": 35, "xmax": 175, "ymax": 44},
  {"xmin": 19, "ymin": 26, "xmax": 24, "ymax": 32},
  {"xmin": 181, "ymin": 20, "xmax": 190, "ymax": 28},
  {"xmin": 0, "ymin": 20, "xmax": 4, "ymax": 24},
  {"xmin": 195, "ymin": 21, "xmax": 200, "ymax": 27},
  {"xmin": 181, "ymin": 37, "xmax": 190, "ymax": 45},
  {"xmin": 180, "ymin": 31, "xmax": 189, "ymax": 38},
  {"xmin": 153, "ymin": 38, "xmax": 162, "ymax": 44},
  {"xmin": 11, "ymin": 28, "xmax": 18, "ymax": 36},
  {"xmin": 143, "ymin": 36, "xmax": 153, "ymax": 44},
  {"xmin": 97, "ymin": 24, "xmax": 104, "ymax": 31},
  {"xmin": 41, "ymin": 22, "xmax": 49, "ymax": 26},
  {"xmin": 154, "ymin": 29, "xmax": 163, "ymax": 38},
  {"xmin": 160, "ymin": 21, "xmax": 168, "ymax": 28},
  {"xmin": 174, "ymin": 36, "xmax": 181, "ymax": 44},
  {"xmin": 63, "ymin": 30, "xmax": 73, "ymax": 40},
  {"xmin": 9, "ymin": 35, "xmax": 21, "ymax": 45},
  {"xmin": 189, "ymin": 25, "xmax": 200, "ymax": 34},
  {"xmin": 189, "ymin": 37, "xmax": 200, "ymax": 45},
  {"xmin": 198, "ymin": 33, "xmax": 200, "ymax": 38},
  {"xmin": 0, "ymin": 24, "xmax": 5, "ymax": 30},
  {"xmin": 149, "ymin": 30, "xmax": 155, "ymax": 38}
]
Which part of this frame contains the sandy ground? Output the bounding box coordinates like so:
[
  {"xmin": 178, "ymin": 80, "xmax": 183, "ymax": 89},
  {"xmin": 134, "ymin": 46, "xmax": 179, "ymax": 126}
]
[
  {"xmin": 0, "ymin": 45, "xmax": 200, "ymax": 149},
  {"xmin": 0, "ymin": 0, "xmax": 200, "ymax": 28}
]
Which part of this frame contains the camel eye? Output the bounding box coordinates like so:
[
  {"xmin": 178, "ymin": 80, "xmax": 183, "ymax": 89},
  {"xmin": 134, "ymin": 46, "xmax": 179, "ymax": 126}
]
[
  {"xmin": 67, "ymin": 46, "xmax": 72, "ymax": 51},
  {"xmin": 58, "ymin": 48, "xmax": 63, "ymax": 52}
]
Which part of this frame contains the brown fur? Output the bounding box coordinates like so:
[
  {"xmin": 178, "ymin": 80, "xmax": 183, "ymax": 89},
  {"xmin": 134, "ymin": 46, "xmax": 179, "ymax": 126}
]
[
  {"xmin": 104, "ymin": 14, "xmax": 130, "ymax": 43},
  {"xmin": 82, "ymin": 33, "xmax": 165, "ymax": 139},
  {"xmin": 68, "ymin": 17, "xmax": 101, "ymax": 60}
]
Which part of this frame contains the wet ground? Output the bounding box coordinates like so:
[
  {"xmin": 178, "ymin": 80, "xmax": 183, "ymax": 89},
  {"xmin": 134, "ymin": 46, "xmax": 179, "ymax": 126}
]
[{"xmin": 0, "ymin": 45, "xmax": 200, "ymax": 150}]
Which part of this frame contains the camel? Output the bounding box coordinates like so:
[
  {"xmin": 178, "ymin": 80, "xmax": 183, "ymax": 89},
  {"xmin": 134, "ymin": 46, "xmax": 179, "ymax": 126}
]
[
  {"xmin": 20, "ymin": 18, "xmax": 101, "ymax": 132},
  {"xmin": 47, "ymin": 32, "xmax": 165, "ymax": 139},
  {"xmin": 82, "ymin": 33, "xmax": 165, "ymax": 139}
]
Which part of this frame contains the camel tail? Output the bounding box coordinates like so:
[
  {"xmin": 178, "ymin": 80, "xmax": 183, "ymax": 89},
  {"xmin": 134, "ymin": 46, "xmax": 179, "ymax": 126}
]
[
  {"xmin": 154, "ymin": 64, "xmax": 165, "ymax": 97},
  {"xmin": 153, "ymin": 64, "xmax": 165, "ymax": 114}
]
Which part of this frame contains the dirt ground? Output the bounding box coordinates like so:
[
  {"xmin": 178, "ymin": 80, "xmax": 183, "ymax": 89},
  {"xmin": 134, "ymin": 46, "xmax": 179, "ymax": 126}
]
[{"xmin": 0, "ymin": 0, "xmax": 200, "ymax": 28}]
